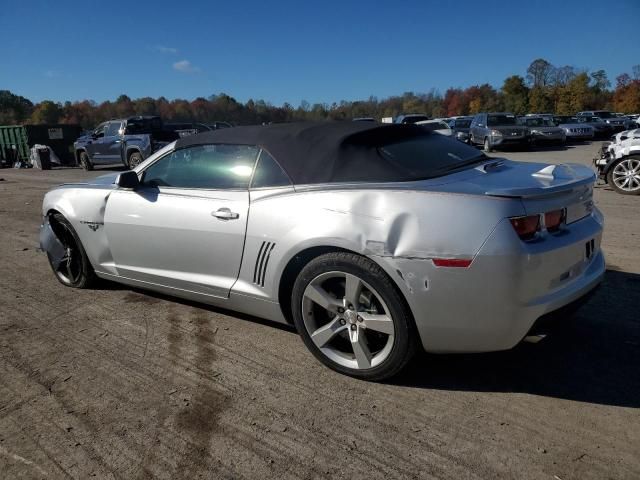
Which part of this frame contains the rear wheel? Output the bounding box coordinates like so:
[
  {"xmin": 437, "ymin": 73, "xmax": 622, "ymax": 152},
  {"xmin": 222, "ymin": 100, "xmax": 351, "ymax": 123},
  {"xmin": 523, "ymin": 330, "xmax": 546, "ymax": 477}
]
[
  {"xmin": 78, "ymin": 151, "xmax": 93, "ymax": 171},
  {"xmin": 47, "ymin": 213, "xmax": 96, "ymax": 288},
  {"xmin": 292, "ymin": 252, "xmax": 417, "ymax": 381},
  {"xmin": 607, "ymin": 156, "xmax": 640, "ymax": 195},
  {"xmin": 128, "ymin": 151, "xmax": 143, "ymax": 169}
]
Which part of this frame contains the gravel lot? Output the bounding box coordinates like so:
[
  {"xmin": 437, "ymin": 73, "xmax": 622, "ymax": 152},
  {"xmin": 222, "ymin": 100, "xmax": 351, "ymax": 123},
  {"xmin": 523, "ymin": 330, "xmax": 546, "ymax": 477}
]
[{"xmin": 1, "ymin": 142, "xmax": 638, "ymax": 479}]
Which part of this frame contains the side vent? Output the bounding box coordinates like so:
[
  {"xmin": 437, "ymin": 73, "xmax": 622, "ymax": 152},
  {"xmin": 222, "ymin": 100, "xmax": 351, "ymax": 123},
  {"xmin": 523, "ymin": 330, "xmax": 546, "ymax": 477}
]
[{"xmin": 253, "ymin": 241, "xmax": 276, "ymax": 287}]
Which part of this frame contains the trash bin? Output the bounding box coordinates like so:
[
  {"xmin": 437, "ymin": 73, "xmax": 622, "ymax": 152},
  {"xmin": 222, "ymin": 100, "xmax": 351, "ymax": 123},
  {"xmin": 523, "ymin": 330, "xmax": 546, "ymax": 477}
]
[{"xmin": 36, "ymin": 147, "xmax": 51, "ymax": 170}]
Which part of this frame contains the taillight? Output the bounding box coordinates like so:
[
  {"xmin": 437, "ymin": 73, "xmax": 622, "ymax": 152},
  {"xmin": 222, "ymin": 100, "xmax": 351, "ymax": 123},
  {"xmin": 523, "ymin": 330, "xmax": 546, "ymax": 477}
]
[
  {"xmin": 510, "ymin": 215, "xmax": 540, "ymax": 241},
  {"xmin": 432, "ymin": 258, "xmax": 473, "ymax": 268},
  {"xmin": 544, "ymin": 209, "xmax": 565, "ymax": 232}
]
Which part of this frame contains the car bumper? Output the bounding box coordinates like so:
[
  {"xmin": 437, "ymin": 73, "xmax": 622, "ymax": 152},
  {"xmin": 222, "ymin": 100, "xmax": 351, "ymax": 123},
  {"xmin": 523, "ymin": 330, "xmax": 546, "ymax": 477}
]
[
  {"xmin": 491, "ymin": 136, "xmax": 529, "ymax": 147},
  {"xmin": 532, "ymin": 134, "xmax": 566, "ymax": 144},
  {"xmin": 374, "ymin": 210, "xmax": 605, "ymax": 353},
  {"xmin": 565, "ymin": 131, "xmax": 594, "ymax": 140}
]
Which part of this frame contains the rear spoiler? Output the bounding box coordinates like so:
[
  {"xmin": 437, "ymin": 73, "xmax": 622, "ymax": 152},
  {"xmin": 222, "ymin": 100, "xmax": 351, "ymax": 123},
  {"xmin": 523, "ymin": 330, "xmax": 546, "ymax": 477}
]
[{"xmin": 485, "ymin": 163, "xmax": 596, "ymax": 198}]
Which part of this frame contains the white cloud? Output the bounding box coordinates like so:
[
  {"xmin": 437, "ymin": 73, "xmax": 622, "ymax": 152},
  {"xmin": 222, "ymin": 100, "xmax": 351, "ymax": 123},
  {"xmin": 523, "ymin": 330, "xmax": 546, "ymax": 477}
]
[
  {"xmin": 155, "ymin": 45, "xmax": 178, "ymax": 54},
  {"xmin": 44, "ymin": 70, "xmax": 60, "ymax": 78},
  {"xmin": 173, "ymin": 59, "xmax": 200, "ymax": 73}
]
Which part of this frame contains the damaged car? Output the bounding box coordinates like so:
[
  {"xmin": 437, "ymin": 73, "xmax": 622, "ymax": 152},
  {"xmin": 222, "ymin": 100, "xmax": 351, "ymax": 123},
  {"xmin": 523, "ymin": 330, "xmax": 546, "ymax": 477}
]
[
  {"xmin": 594, "ymin": 128, "xmax": 640, "ymax": 194},
  {"xmin": 40, "ymin": 122, "xmax": 605, "ymax": 380}
]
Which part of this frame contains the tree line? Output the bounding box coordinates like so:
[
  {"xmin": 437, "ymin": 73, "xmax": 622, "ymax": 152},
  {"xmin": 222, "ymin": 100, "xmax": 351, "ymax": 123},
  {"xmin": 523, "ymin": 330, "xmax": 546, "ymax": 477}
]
[{"xmin": 1, "ymin": 59, "xmax": 639, "ymax": 129}]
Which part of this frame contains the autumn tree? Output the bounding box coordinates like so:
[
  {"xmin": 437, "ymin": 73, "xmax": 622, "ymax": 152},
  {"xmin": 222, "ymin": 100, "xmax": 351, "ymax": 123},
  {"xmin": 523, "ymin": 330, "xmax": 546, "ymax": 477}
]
[
  {"xmin": 526, "ymin": 58, "xmax": 554, "ymax": 87},
  {"xmin": 30, "ymin": 100, "xmax": 62, "ymax": 124},
  {"xmin": 501, "ymin": 75, "xmax": 529, "ymax": 114},
  {"xmin": 613, "ymin": 73, "xmax": 640, "ymax": 113},
  {"xmin": 0, "ymin": 90, "xmax": 33, "ymax": 124}
]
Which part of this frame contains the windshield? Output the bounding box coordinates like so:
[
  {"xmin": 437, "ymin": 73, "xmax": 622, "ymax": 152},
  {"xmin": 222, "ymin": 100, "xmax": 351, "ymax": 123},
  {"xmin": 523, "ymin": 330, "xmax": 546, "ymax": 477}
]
[
  {"xmin": 376, "ymin": 134, "xmax": 486, "ymax": 181},
  {"xmin": 419, "ymin": 121, "xmax": 450, "ymax": 132},
  {"xmin": 595, "ymin": 111, "xmax": 614, "ymax": 118},
  {"xmin": 487, "ymin": 114, "xmax": 517, "ymax": 126},
  {"xmin": 454, "ymin": 119, "xmax": 472, "ymax": 128},
  {"xmin": 523, "ymin": 118, "xmax": 544, "ymax": 127},
  {"xmin": 400, "ymin": 115, "xmax": 430, "ymax": 124}
]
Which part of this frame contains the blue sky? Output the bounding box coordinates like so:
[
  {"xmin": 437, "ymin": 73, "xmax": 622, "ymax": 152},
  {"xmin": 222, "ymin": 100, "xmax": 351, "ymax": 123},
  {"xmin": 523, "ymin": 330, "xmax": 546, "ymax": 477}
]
[{"xmin": 1, "ymin": 0, "xmax": 638, "ymax": 106}]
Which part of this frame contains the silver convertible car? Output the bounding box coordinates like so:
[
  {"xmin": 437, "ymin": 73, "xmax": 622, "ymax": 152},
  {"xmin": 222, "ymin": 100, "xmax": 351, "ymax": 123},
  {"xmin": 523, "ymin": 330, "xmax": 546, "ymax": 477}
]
[{"xmin": 40, "ymin": 122, "xmax": 605, "ymax": 380}]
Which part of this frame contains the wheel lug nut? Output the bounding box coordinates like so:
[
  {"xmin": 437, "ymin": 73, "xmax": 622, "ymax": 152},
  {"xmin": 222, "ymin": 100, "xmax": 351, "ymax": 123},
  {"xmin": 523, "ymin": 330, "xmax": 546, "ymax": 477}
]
[
  {"xmin": 339, "ymin": 319, "xmax": 346, "ymax": 326},
  {"xmin": 338, "ymin": 307, "xmax": 344, "ymax": 313},
  {"xmin": 350, "ymin": 324, "xmax": 357, "ymax": 331},
  {"xmin": 357, "ymin": 316, "xmax": 362, "ymax": 322}
]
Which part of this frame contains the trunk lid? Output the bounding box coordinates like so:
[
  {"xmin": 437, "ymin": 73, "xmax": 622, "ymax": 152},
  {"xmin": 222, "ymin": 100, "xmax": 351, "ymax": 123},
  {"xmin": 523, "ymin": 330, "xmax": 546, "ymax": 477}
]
[{"xmin": 425, "ymin": 159, "xmax": 596, "ymax": 223}]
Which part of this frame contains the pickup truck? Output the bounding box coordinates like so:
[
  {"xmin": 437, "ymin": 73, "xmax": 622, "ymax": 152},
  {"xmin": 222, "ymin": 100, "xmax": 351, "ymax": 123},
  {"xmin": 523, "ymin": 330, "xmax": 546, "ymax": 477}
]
[{"xmin": 74, "ymin": 116, "xmax": 178, "ymax": 170}]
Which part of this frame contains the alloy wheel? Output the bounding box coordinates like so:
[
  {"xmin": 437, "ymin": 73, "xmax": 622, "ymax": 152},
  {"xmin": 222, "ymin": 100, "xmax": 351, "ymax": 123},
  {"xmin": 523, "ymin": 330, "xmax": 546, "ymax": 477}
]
[
  {"xmin": 52, "ymin": 222, "xmax": 83, "ymax": 284},
  {"xmin": 612, "ymin": 158, "xmax": 640, "ymax": 192},
  {"xmin": 301, "ymin": 271, "xmax": 395, "ymax": 370}
]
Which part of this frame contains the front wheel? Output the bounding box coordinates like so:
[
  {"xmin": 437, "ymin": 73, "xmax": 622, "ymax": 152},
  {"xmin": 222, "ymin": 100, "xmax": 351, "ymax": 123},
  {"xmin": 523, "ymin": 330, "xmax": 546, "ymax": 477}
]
[
  {"xmin": 291, "ymin": 252, "xmax": 417, "ymax": 381},
  {"xmin": 78, "ymin": 151, "xmax": 93, "ymax": 171},
  {"xmin": 46, "ymin": 213, "xmax": 96, "ymax": 288},
  {"xmin": 483, "ymin": 137, "xmax": 492, "ymax": 152},
  {"xmin": 128, "ymin": 151, "xmax": 143, "ymax": 169},
  {"xmin": 606, "ymin": 156, "xmax": 640, "ymax": 195}
]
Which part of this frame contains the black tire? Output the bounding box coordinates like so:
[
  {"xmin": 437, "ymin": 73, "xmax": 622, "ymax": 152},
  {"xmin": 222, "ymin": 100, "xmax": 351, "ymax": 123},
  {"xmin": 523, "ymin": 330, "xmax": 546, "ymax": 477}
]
[
  {"xmin": 291, "ymin": 252, "xmax": 418, "ymax": 381},
  {"xmin": 78, "ymin": 151, "xmax": 93, "ymax": 171},
  {"xmin": 128, "ymin": 151, "xmax": 143, "ymax": 169},
  {"xmin": 483, "ymin": 137, "xmax": 492, "ymax": 152},
  {"xmin": 606, "ymin": 156, "xmax": 640, "ymax": 195},
  {"xmin": 47, "ymin": 213, "xmax": 97, "ymax": 288}
]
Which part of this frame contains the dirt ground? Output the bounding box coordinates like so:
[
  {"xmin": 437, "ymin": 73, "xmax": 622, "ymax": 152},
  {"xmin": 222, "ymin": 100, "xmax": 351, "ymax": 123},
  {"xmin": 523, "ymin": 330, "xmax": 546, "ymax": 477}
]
[{"xmin": 0, "ymin": 142, "xmax": 638, "ymax": 479}]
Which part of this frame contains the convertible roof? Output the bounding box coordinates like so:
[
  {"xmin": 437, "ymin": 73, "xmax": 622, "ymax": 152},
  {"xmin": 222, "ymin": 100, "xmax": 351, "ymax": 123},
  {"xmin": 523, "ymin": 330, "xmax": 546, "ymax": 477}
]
[{"xmin": 174, "ymin": 121, "xmax": 430, "ymax": 184}]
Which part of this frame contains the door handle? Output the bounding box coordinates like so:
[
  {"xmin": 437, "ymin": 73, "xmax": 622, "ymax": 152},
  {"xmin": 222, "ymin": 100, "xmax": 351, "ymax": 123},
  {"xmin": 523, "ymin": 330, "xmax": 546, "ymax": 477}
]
[{"xmin": 212, "ymin": 208, "xmax": 239, "ymax": 220}]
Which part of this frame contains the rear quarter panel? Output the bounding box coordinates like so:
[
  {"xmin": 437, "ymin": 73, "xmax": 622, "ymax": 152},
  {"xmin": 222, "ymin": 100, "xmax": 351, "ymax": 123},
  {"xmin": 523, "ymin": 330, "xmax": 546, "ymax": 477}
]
[{"xmin": 233, "ymin": 186, "xmax": 526, "ymax": 307}]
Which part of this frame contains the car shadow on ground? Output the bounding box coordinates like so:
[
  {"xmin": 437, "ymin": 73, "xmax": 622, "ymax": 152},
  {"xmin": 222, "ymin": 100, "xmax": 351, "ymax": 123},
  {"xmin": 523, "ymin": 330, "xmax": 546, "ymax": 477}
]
[
  {"xmin": 393, "ymin": 269, "xmax": 640, "ymax": 408},
  {"xmin": 102, "ymin": 269, "xmax": 639, "ymax": 407}
]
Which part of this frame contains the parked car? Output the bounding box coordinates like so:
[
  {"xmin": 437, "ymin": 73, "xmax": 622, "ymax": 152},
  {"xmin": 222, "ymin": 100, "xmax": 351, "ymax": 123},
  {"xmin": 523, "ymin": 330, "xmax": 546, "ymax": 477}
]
[
  {"xmin": 554, "ymin": 117, "xmax": 595, "ymax": 142},
  {"xmin": 519, "ymin": 116, "xmax": 566, "ymax": 146},
  {"xmin": 394, "ymin": 114, "xmax": 430, "ymax": 124},
  {"xmin": 165, "ymin": 122, "xmax": 212, "ymax": 138},
  {"xmin": 208, "ymin": 121, "xmax": 233, "ymax": 130},
  {"xmin": 575, "ymin": 116, "xmax": 615, "ymax": 138},
  {"xmin": 75, "ymin": 116, "xmax": 178, "ymax": 170},
  {"xmin": 593, "ymin": 128, "xmax": 640, "ymax": 194},
  {"xmin": 469, "ymin": 112, "xmax": 530, "ymax": 152},
  {"xmin": 447, "ymin": 116, "xmax": 473, "ymax": 143},
  {"xmin": 577, "ymin": 110, "xmax": 634, "ymax": 132},
  {"xmin": 415, "ymin": 119, "xmax": 453, "ymax": 136},
  {"xmin": 352, "ymin": 117, "xmax": 377, "ymax": 122},
  {"xmin": 40, "ymin": 122, "xmax": 604, "ymax": 380}
]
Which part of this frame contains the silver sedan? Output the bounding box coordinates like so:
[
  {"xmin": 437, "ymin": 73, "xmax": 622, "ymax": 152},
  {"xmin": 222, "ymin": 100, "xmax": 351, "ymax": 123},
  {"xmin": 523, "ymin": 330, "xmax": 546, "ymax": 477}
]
[{"xmin": 40, "ymin": 122, "xmax": 605, "ymax": 380}]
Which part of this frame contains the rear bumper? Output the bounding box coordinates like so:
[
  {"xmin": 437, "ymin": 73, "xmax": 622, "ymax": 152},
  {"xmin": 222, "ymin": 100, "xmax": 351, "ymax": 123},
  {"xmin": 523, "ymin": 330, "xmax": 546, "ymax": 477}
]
[{"xmin": 375, "ymin": 211, "xmax": 605, "ymax": 353}]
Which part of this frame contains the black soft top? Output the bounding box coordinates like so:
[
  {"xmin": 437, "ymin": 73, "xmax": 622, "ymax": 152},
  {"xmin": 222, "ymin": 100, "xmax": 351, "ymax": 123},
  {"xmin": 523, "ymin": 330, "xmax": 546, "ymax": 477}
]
[{"xmin": 174, "ymin": 121, "xmax": 430, "ymax": 185}]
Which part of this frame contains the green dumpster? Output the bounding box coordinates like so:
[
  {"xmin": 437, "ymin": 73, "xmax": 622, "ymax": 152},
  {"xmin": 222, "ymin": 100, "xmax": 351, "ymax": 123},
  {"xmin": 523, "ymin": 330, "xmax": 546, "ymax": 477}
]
[{"xmin": 0, "ymin": 124, "xmax": 82, "ymax": 167}]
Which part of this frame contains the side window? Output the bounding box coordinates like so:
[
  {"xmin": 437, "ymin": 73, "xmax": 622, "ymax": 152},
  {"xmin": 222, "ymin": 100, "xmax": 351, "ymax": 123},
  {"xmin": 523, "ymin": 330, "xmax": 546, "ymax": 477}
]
[
  {"xmin": 141, "ymin": 144, "xmax": 259, "ymax": 190},
  {"xmin": 106, "ymin": 122, "xmax": 122, "ymax": 137},
  {"xmin": 251, "ymin": 150, "xmax": 291, "ymax": 189},
  {"xmin": 93, "ymin": 123, "xmax": 107, "ymax": 138}
]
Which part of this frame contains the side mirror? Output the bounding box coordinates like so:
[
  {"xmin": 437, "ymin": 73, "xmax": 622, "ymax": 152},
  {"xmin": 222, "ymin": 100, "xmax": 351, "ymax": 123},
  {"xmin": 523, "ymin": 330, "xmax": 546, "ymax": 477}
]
[{"xmin": 115, "ymin": 170, "xmax": 139, "ymax": 189}]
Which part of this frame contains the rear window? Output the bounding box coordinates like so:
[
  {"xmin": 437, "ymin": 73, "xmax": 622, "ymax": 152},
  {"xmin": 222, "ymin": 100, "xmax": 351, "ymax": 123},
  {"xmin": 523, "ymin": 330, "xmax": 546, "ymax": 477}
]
[
  {"xmin": 376, "ymin": 134, "xmax": 486, "ymax": 181},
  {"xmin": 487, "ymin": 114, "xmax": 517, "ymax": 126},
  {"xmin": 125, "ymin": 117, "xmax": 163, "ymax": 134}
]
